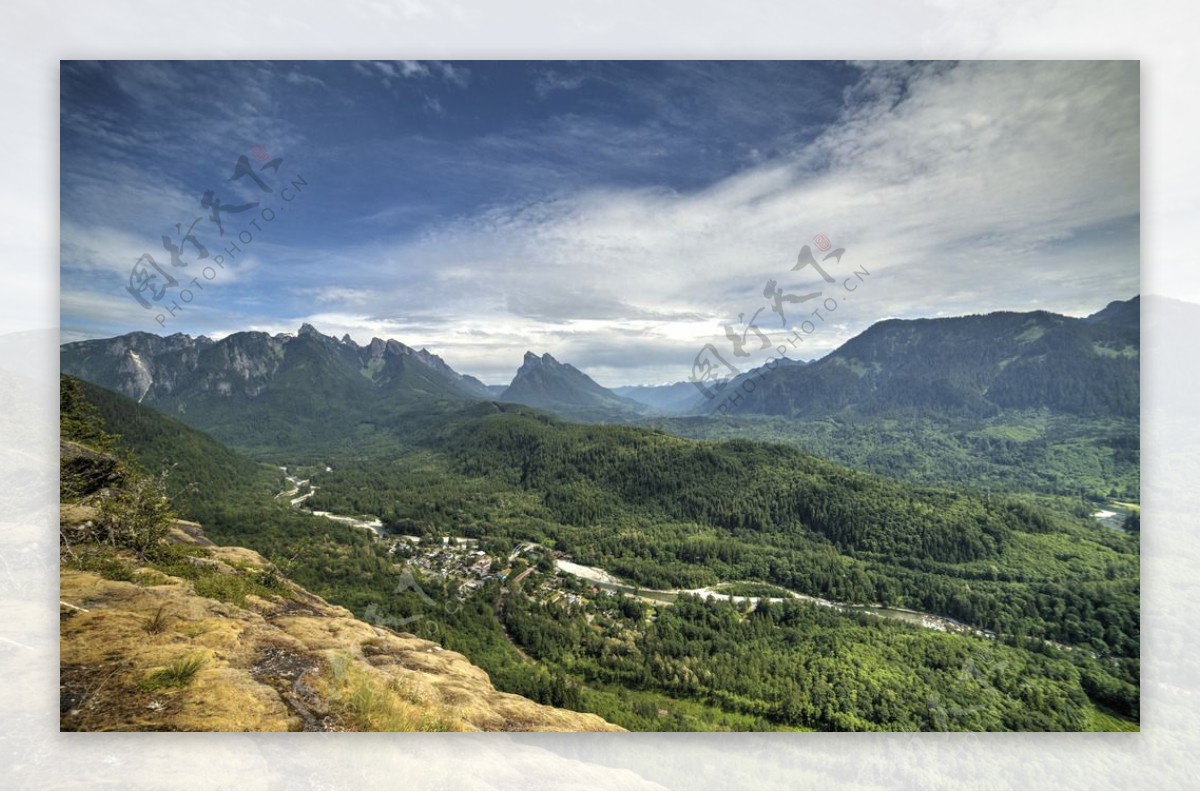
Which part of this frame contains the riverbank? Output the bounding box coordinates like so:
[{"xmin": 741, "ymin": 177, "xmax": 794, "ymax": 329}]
[{"xmin": 554, "ymin": 559, "xmax": 991, "ymax": 637}]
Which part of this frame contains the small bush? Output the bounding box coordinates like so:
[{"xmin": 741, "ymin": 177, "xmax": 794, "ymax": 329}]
[
  {"xmin": 192, "ymin": 574, "xmax": 254, "ymax": 607},
  {"xmin": 131, "ymin": 569, "xmax": 172, "ymax": 587},
  {"xmin": 67, "ymin": 547, "xmax": 135, "ymax": 582},
  {"xmin": 143, "ymin": 605, "xmax": 170, "ymax": 635},
  {"xmin": 144, "ymin": 543, "xmax": 210, "ymax": 579},
  {"xmin": 143, "ymin": 545, "xmax": 290, "ymax": 607},
  {"xmin": 96, "ymin": 472, "xmax": 174, "ymax": 560},
  {"xmin": 139, "ymin": 655, "xmax": 206, "ymax": 691}
]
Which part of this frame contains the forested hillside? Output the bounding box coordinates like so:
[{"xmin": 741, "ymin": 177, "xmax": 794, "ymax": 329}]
[
  {"xmin": 69, "ymin": 378, "xmax": 1139, "ymax": 731},
  {"xmin": 308, "ymin": 403, "xmax": 1138, "ymax": 660},
  {"xmin": 645, "ymin": 410, "xmax": 1139, "ymax": 501},
  {"xmin": 702, "ymin": 298, "xmax": 1139, "ymax": 420}
]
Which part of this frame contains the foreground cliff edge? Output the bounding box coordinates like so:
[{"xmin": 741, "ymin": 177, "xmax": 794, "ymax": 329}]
[
  {"xmin": 58, "ymin": 377, "xmax": 620, "ymax": 733},
  {"xmin": 60, "ymin": 510, "xmax": 620, "ymax": 733}
]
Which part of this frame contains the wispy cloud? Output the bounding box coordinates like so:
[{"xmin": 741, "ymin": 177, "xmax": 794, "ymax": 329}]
[
  {"xmin": 353, "ymin": 59, "xmax": 470, "ymax": 89},
  {"xmin": 284, "ymin": 68, "xmax": 325, "ymax": 88},
  {"xmin": 534, "ymin": 67, "xmax": 588, "ymax": 96}
]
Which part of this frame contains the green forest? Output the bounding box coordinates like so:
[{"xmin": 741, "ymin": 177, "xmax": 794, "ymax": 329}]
[
  {"xmin": 643, "ymin": 411, "xmax": 1139, "ymax": 502},
  {"xmin": 66, "ymin": 377, "xmax": 1139, "ymax": 731},
  {"xmin": 309, "ymin": 405, "xmax": 1139, "ymax": 658}
]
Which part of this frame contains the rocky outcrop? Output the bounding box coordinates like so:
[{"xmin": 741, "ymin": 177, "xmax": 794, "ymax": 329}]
[
  {"xmin": 59, "ymin": 439, "xmax": 123, "ymax": 498},
  {"xmin": 59, "ymin": 522, "xmax": 621, "ymax": 733}
]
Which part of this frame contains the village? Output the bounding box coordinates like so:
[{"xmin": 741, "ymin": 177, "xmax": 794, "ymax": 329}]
[{"xmin": 388, "ymin": 533, "xmax": 600, "ymax": 612}]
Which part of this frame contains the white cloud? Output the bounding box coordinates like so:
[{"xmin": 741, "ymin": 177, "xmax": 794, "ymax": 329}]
[
  {"xmin": 423, "ymin": 94, "xmax": 445, "ymax": 115},
  {"xmin": 534, "ymin": 68, "xmax": 587, "ymax": 97},
  {"xmin": 62, "ymin": 61, "xmax": 1138, "ymax": 387},
  {"xmin": 284, "ymin": 68, "xmax": 325, "ymax": 88},
  {"xmin": 295, "ymin": 61, "xmax": 1138, "ymax": 385},
  {"xmin": 353, "ymin": 60, "xmax": 469, "ymax": 90}
]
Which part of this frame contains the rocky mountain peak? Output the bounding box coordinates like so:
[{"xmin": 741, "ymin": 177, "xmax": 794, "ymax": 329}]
[{"xmin": 518, "ymin": 351, "xmax": 561, "ymax": 376}]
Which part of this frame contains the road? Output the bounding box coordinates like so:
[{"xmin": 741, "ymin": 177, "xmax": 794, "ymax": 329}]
[
  {"xmin": 276, "ymin": 467, "xmax": 382, "ymax": 536},
  {"xmin": 554, "ymin": 559, "xmax": 989, "ymax": 636}
]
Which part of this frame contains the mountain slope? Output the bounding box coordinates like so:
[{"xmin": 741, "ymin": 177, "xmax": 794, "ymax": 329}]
[
  {"xmin": 704, "ymin": 297, "xmax": 1139, "ymax": 419},
  {"xmin": 60, "ymin": 525, "xmax": 620, "ymax": 732},
  {"xmin": 59, "ymin": 377, "xmax": 620, "ymax": 732},
  {"xmin": 70, "ymin": 375, "xmax": 282, "ymax": 515},
  {"xmin": 61, "ymin": 325, "xmax": 492, "ymax": 452},
  {"xmin": 613, "ymin": 381, "xmax": 707, "ymax": 414},
  {"xmin": 499, "ymin": 352, "xmax": 649, "ymax": 422}
]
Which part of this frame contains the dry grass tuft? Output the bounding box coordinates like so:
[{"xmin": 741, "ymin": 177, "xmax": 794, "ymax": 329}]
[{"xmin": 139, "ymin": 655, "xmax": 206, "ymax": 691}]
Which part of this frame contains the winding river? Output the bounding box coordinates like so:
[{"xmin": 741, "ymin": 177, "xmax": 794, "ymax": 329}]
[
  {"xmin": 554, "ymin": 559, "xmax": 993, "ymax": 637},
  {"xmin": 273, "ymin": 469, "xmax": 1074, "ymax": 650}
]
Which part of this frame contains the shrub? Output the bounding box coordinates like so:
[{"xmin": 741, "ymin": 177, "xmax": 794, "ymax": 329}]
[
  {"xmin": 96, "ymin": 472, "xmax": 174, "ymax": 561},
  {"xmin": 67, "ymin": 546, "xmax": 134, "ymax": 581},
  {"xmin": 139, "ymin": 655, "xmax": 206, "ymax": 691},
  {"xmin": 143, "ymin": 605, "xmax": 171, "ymax": 635}
]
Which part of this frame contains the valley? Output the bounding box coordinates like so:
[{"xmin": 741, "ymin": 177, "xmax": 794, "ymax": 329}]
[{"xmin": 58, "ymin": 298, "xmax": 1141, "ymax": 732}]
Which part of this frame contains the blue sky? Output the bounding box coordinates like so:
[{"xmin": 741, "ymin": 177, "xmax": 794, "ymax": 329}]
[{"xmin": 60, "ymin": 60, "xmax": 1139, "ymax": 385}]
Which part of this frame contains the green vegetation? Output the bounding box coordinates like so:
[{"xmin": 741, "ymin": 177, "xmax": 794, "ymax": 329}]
[
  {"xmin": 65, "ymin": 375, "xmax": 284, "ymax": 512},
  {"xmin": 60, "ymin": 374, "xmax": 115, "ymax": 453},
  {"xmin": 643, "ymin": 411, "xmax": 1139, "ymax": 502},
  {"xmin": 307, "ymin": 405, "xmax": 1138, "ymax": 660},
  {"xmin": 1084, "ymin": 704, "xmax": 1140, "ymax": 732},
  {"xmin": 61, "ymin": 375, "xmax": 176, "ymax": 561},
  {"xmin": 68, "ymin": 545, "xmax": 137, "ymax": 582},
  {"xmin": 93, "ymin": 473, "xmax": 175, "ymax": 561},
  {"xmin": 501, "ymin": 584, "xmax": 1129, "ymax": 731},
  {"xmin": 142, "ymin": 543, "xmax": 291, "ymax": 608},
  {"xmin": 66, "ymin": 377, "xmax": 1139, "ymax": 731},
  {"xmin": 138, "ymin": 655, "xmax": 206, "ymax": 691},
  {"xmin": 712, "ymin": 582, "xmax": 794, "ymax": 598}
]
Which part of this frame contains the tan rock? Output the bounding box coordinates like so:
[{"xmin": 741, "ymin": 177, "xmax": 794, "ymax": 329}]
[{"xmin": 60, "ymin": 526, "xmax": 622, "ymax": 733}]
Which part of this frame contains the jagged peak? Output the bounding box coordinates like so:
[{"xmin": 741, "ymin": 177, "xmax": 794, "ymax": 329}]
[
  {"xmin": 520, "ymin": 351, "xmax": 560, "ymax": 369},
  {"xmin": 518, "ymin": 351, "xmax": 546, "ymax": 377},
  {"xmin": 297, "ymin": 322, "xmax": 323, "ymax": 338},
  {"xmin": 384, "ymin": 338, "xmax": 414, "ymax": 355}
]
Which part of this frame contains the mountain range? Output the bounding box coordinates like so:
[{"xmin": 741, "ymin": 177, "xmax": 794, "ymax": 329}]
[
  {"xmin": 59, "ymin": 326, "xmax": 654, "ymax": 448},
  {"xmin": 60, "ymin": 297, "xmax": 1140, "ymax": 452},
  {"xmin": 59, "ymin": 322, "xmax": 494, "ymax": 406},
  {"xmin": 613, "ymin": 381, "xmax": 707, "ymax": 414},
  {"xmin": 55, "ymin": 297, "xmax": 1145, "ymax": 733},
  {"xmin": 701, "ymin": 297, "xmax": 1140, "ymax": 420}
]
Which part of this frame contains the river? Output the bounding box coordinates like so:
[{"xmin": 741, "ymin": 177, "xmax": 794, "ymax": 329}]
[
  {"xmin": 554, "ymin": 559, "xmax": 992, "ymax": 637},
  {"xmin": 277, "ymin": 467, "xmax": 383, "ymax": 536}
]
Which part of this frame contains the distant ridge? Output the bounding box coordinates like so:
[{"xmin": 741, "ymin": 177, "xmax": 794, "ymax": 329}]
[{"xmin": 700, "ymin": 297, "xmax": 1140, "ymax": 420}]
